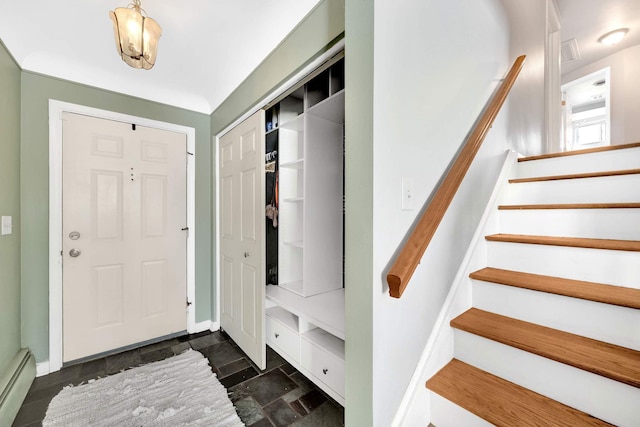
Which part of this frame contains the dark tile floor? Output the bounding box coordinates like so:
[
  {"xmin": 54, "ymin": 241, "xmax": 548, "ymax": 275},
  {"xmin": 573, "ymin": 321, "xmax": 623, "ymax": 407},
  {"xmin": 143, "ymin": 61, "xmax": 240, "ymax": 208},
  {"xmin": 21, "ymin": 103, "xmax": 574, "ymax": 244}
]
[{"xmin": 12, "ymin": 330, "xmax": 344, "ymax": 427}]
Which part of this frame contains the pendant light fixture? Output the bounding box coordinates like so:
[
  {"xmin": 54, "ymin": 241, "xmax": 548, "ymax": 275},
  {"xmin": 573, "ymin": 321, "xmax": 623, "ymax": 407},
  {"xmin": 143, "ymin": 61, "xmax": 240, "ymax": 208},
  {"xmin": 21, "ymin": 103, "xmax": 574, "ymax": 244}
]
[{"xmin": 109, "ymin": 0, "xmax": 162, "ymax": 70}]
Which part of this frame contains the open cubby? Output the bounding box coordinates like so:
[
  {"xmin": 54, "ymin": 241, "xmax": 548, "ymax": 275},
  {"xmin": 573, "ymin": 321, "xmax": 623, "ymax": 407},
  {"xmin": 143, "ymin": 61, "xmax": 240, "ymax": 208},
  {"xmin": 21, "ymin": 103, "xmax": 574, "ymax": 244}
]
[
  {"xmin": 280, "ymin": 87, "xmax": 304, "ymax": 125},
  {"xmin": 265, "ymin": 104, "xmax": 279, "ymax": 133},
  {"xmin": 330, "ymin": 59, "xmax": 345, "ymax": 95},
  {"xmin": 306, "ymin": 69, "xmax": 330, "ymax": 109}
]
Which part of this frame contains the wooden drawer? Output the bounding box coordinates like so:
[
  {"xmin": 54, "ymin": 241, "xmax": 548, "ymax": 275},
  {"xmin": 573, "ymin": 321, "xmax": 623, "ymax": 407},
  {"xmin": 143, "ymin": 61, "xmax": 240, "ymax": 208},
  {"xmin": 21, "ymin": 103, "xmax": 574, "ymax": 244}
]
[
  {"xmin": 266, "ymin": 307, "xmax": 300, "ymax": 363},
  {"xmin": 300, "ymin": 329, "xmax": 345, "ymax": 397}
]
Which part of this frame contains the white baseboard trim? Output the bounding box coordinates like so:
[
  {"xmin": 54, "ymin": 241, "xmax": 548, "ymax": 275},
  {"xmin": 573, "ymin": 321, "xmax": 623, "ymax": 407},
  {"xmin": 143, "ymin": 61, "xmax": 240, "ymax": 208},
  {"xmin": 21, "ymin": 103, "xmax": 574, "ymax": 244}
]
[
  {"xmin": 0, "ymin": 349, "xmax": 36, "ymax": 424},
  {"xmin": 36, "ymin": 361, "xmax": 50, "ymax": 377},
  {"xmin": 193, "ymin": 320, "xmax": 219, "ymax": 334},
  {"xmin": 392, "ymin": 150, "xmax": 518, "ymax": 427}
]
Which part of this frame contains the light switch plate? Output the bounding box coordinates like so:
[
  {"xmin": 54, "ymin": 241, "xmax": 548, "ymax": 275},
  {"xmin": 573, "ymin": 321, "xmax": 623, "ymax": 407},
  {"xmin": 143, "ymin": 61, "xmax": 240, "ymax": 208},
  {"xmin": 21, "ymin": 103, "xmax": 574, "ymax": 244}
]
[
  {"xmin": 1, "ymin": 216, "xmax": 12, "ymax": 235},
  {"xmin": 401, "ymin": 177, "xmax": 414, "ymax": 211}
]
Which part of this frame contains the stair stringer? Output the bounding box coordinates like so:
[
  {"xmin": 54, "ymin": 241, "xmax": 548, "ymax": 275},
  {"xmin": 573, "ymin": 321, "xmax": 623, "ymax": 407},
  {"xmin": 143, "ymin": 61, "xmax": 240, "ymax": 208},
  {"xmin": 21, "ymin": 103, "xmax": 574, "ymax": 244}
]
[{"xmin": 391, "ymin": 150, "xmax": 519, "ymax": 427}]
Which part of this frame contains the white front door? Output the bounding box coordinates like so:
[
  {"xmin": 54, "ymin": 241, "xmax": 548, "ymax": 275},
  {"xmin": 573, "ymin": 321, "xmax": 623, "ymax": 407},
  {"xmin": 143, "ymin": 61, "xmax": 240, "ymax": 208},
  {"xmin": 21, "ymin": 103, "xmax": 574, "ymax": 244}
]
[
  {"xmin": 220, "ymin": 110, "xmax": 266, "ymax": 369},
  {"xmin": 62, "ymin": 112, "xmax": 187, "ymax": 362}
]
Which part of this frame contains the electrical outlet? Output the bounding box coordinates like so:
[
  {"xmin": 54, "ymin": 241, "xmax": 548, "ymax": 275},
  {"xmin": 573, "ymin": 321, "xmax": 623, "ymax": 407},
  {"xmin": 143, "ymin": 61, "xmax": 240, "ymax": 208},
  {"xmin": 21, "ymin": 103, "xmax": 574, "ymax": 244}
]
[
  {"xmin": 401, "ymin": 177, "xmax": 414, "ymax": 211},
  {"xmin": 1, "ymin": 216, "xmax": 12, "ymax": 235}
]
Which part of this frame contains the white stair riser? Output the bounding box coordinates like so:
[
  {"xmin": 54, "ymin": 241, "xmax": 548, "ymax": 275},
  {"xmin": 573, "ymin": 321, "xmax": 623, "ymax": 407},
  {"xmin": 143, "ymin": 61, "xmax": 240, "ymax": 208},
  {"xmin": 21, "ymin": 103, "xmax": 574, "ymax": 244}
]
[
  {"xmin": 487, "ymin": 241, "xmax": 640, "ymax": 289},
  {"xmin": 498, "ymin": 209, "xmax": 640, "ymax": 240},
  {"xmin": 514, "ymin": 147, "xmax": 640, "ymax": 179},
  {"xmin": 472, "ymin": 280, "xmax": 640, "ymax": 350},
  {"xmin": 429, "ymin": 392, "xmax": 493, "ymax": 427},
  {"xmin": 454, "ymin": 330, "xmax": 640, "ymax": 427},
  {"xmin": 503, "ymin": 175, "xmax": 640, "ymax": 204}
]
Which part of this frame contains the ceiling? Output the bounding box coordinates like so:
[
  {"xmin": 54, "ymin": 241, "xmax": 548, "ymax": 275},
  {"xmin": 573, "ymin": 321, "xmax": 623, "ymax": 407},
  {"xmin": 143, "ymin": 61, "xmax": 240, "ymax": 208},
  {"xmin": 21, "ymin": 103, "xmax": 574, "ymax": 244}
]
[
  {"xmin": 1, "ymin": 1, "xmax": 637, "ymax": 114},
  {"xmin": 0, "ymin": 0, "xmax": 321, "ymax": 114},
  {"xmin": 557, "ymin": 0, "xmax": 640, "ymax": 75}
]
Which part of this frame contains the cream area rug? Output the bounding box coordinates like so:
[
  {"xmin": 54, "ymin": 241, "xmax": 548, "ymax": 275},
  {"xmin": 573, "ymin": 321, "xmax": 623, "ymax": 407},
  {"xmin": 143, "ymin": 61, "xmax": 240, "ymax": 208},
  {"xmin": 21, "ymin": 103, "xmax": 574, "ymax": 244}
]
[{"xmin": 43, "ymin": 349, "xmax": 244, "ymax": 426}]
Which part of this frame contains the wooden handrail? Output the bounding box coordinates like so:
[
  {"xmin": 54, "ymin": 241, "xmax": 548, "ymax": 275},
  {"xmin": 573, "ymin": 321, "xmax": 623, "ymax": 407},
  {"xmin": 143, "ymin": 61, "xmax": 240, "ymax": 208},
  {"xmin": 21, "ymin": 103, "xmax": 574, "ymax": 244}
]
[{"xmin": 387, "ymin": 55, "xmax": 526, "ymax": 298}]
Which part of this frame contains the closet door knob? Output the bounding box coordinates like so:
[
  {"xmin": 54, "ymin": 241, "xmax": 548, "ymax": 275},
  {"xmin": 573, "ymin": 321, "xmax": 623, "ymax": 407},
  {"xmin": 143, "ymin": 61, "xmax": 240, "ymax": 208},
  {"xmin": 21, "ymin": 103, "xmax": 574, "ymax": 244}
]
[
  {"xmin": 274, "ymin": 333, "xmax": 279, "ymax": 339},
  {"xmin": 322, "ymin": 368, "xmax": 328, "ymax": 375},
  {"xmin": 244, "ymin": 252, "xmax": 250, "ymax": 258}
]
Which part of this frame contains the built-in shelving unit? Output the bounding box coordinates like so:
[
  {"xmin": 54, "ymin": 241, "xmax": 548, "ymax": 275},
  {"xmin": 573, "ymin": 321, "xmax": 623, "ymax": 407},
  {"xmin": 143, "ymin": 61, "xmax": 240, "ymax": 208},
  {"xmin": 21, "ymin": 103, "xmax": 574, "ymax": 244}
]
[
  {"xmin": 266, "ymin": 285, "xmax": 345, "ymax": 404},
  {"xmin": 264, "ymin": 56, "xmax": 345, "ymax": 405}
]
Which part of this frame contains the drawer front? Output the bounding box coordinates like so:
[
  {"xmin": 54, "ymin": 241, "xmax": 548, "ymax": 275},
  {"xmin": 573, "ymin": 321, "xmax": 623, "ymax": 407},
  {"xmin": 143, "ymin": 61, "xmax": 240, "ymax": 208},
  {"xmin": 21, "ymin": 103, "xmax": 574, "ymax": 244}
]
[
  {"xmin": 266, "ymin": 315, "xmax": 300, "ymax": 363},
  {"xmin": 300, "ymin": 339, "xmax": 345, "ymax": 397}
]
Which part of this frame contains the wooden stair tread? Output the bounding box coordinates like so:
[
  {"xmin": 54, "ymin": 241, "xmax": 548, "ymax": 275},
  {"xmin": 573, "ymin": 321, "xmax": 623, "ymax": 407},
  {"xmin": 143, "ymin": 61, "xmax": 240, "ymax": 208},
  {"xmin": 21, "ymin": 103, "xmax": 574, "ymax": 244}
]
[
  {"xmin": 470, "ymin": 267, "xmax": 640, "ymax": 309},
  {"xmin": 509, "ymin": 168, "xmax": 640, "ymax": 183},
  {"xmin": 518, "ymin": 142, "xmax": 640, "ymax": 162},
  {"xmin": 498, "ymin": 202, "xmax": 640, "ymax": 210},
  {"xmin": 451, "ymin": 308, "xmax": 640, "ymax": 388},
  {"xmin": 427, "ymin": 359, "xmax": 613, "ymax": 427},
  {"xmin": 485, "ymin": 233, "xmax": 640, "ymax": 252}
]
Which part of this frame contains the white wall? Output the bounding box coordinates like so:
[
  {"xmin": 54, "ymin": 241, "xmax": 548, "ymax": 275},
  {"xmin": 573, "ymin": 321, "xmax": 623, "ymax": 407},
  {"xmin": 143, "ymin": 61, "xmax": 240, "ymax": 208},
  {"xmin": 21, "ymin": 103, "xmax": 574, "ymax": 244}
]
[
  {"xmin": 500, "ymin": 0, "xmax": 549, "ymax": 156},
  {"xmin": 371, "ymin": 1, "xmax": 510, "ymax": 425},
  {"xmin": 562, "ymin": 44, "xmax": 640, "ymax": 146}
]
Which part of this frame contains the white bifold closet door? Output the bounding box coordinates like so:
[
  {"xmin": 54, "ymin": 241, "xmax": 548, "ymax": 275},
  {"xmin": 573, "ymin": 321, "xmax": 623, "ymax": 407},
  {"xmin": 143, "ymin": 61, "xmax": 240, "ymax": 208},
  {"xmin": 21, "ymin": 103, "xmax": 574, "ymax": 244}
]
[
  {"xmin": 62, "ymin": 112, "xmax": 188, "ymax": 362},
  {"xmin": 219, "ymin": 110, "xmax": 266, "ymax": 370}
]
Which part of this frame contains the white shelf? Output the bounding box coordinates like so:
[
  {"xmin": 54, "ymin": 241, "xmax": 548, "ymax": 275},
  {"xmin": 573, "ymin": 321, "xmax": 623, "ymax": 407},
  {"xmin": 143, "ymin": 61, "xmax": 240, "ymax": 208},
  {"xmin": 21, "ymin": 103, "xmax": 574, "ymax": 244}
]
[
  {"xmin": 283, "ymin": 197, "xmax": 304, "ymax": 203},
  {"xmin": 307, "ymin": 89, "xmax": 345, "ymax": 124},
  {"xmin": 302, "ymin": 328, "xmax": 345, "ymax": 361},
  {"xmin": 266, "ymin": 285, "xmax": 345, "ymax": 340},
  {"xmin": 280, "ymin": 114, "xmax": 304, "ymax": 131},
  {"xmin": 266, "ymin": 306, "xmax": 299, "ymax": 332},
  {"xmin": 280, "ymin": 158, "xmax": 304, "ymax": 169},
  {"xmin": 279, "ymin": 280, "xmax": 304, "ymax": 296}
]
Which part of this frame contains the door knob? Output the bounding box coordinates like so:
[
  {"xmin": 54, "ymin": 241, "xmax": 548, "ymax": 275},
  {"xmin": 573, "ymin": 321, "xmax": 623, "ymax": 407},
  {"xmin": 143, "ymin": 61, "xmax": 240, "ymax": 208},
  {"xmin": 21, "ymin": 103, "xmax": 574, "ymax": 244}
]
[
  {"xmin": 69, "ymin": 248, "xmax": 81, "ymax": 257},
  {"xmin": 69, "ymin": 231, "xmax": 81, "ymax": 240},
  {"xmin": 244, "ymin": 252, "xmax": 250, "ymax": 258}
]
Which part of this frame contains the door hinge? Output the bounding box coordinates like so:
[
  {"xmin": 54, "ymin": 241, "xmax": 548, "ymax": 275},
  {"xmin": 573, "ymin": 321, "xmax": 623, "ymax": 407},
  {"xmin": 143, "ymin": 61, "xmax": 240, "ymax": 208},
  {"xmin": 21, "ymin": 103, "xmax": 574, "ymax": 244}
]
[
  {"xmin": 186, "ymin": 300, "xmax": 192, "ymax": 307},
  {"xmin": 181, "ymin": 227, "xmax": 189, "ymax": 231},
  {"xmin": 187, "ymin": 151, "xmax": 194, "ymax": 156}
]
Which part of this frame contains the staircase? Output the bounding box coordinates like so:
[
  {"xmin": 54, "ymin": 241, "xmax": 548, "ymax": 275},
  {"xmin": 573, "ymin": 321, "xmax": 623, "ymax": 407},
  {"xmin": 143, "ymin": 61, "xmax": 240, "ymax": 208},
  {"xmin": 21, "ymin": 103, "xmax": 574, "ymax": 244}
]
[{"xmin": 426, "ymin": 143, "xmax": 640, "ymax": 427}]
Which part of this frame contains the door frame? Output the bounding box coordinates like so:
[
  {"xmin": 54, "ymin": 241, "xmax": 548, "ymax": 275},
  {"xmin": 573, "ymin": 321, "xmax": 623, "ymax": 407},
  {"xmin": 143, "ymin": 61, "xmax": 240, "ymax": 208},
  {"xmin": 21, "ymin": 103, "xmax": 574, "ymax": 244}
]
[{"xmin": 48, "ymin": 100, "xmax": 196, "ymax": 373}]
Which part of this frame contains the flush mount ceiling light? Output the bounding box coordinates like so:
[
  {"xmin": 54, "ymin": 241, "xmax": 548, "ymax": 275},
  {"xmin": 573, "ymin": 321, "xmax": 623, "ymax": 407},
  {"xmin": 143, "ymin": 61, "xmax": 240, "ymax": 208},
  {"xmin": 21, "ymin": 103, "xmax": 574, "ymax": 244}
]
[
  {"xmin": 109, "ymin": 0, "xmax": 162, "ymax": 70},
  {"xmin": 597, "ymin": 28, "xmax": 628, "ymax": 46}
]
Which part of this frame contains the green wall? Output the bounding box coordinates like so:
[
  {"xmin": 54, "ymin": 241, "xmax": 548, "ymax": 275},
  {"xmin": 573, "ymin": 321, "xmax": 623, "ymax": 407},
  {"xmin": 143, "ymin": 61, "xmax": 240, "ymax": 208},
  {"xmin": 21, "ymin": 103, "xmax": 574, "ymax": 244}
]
[
  {"xmin": 0, "ymin": 41, "xmax": 22, "ymax": 381},
  {"xmin": 20, "ymin": 72, "xmax": 212, "ymax": 363},
  {"xmin": 344, "ymin": 0, "xmax": 374, "ymax": 424}
]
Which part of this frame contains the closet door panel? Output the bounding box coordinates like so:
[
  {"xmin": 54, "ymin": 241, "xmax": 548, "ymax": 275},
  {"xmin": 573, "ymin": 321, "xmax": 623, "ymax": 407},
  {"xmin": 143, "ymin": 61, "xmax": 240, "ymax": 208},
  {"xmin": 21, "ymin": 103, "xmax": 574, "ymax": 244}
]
[{"xmin": 219, "ymin": 110, "xmax": 266, "ymax": 370}]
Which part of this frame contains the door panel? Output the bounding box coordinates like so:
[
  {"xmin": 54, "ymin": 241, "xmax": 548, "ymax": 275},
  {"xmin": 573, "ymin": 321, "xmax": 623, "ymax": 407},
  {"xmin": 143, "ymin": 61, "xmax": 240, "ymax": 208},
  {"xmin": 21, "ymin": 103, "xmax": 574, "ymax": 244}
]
[
  {"xmin": 220, "ymin": 110, "xmax": 266, "ymax": 369},
  {"xmin": 62, "ymin": 112, "xmax": 187, "ymax": 362}
]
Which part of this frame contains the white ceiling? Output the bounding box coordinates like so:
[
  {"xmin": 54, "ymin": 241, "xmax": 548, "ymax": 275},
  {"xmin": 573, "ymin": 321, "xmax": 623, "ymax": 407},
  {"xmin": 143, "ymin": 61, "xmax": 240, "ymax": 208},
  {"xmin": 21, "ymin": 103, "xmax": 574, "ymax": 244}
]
[
  {"xmin": 557, "ymin": 0, "xmax": 640, "ymax": 75},
  {"xmin": 1, "ymin": 1, "xmax": 637, "ymax": 114},
  {"xmin": 0, "ymin": 0, "xmax": 321, "ymax": 114}
]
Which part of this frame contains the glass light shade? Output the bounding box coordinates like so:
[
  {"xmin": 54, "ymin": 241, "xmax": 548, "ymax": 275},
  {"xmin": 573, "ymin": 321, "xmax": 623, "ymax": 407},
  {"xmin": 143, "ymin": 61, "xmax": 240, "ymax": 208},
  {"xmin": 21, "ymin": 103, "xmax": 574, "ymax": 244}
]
[
  {"xmin": 109, "ymin": 5, "xmax": 162, "ymax": 70},
  {"xmin": 598, "ymin": 28, "xmax": 628, "ymax": 46}
]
